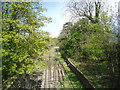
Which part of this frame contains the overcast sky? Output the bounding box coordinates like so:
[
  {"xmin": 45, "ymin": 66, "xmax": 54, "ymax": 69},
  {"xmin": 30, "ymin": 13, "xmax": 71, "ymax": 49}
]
[{"xmin": 41, "ymin": 0, "xmax": 120, "ymax": 38}]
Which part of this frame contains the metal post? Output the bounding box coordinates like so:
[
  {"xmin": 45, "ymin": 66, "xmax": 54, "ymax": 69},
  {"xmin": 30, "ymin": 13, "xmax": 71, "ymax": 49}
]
[{"xmin": 118, "ymin": 1, "xmax": 120, "ymax": 40}]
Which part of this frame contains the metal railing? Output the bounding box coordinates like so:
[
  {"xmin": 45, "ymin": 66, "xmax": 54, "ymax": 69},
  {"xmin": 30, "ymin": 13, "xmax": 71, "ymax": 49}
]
[{"xmin": 61, "ymin": 54, "xmax": 96, "ymax": 89}]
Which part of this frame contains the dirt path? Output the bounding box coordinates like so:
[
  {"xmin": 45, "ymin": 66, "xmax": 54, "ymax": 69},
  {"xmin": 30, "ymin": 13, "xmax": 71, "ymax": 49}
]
[{"xmin": 41, "ymin": 47, "xmax": 66, "ymax": 88}]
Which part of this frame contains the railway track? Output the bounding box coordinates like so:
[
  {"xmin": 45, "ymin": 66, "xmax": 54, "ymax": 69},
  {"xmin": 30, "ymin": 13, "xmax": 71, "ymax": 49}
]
[
  {"xmin": 41, "ymin": 48, "xmax": 66, "ymax": 88},
  {"xmin": 40, "ymin": 47, "xmax": 95, "ymax": 89},
  {"xmin": 2, "ymin": 47, "xmax": 95, "ymax": 89},
  {"xmin": 40, "ymin": 60, "xmax": 66, "ymax": 88},
  {"xmin": 40, "ymin": 47, "xmax": 81, "ymax": 89}
]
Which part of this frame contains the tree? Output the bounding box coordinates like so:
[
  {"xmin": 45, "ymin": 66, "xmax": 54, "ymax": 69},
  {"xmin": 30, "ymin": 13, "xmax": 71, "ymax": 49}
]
[
  {"xmin": 58, "ymin": 22, "xmax": 73, "ymax": 56},
  {"xmin": 58, "ymin": 1, "xmax": 120, "ymax": 87},
  {"xmin": 2, "ymin": 2, "xmax": 51, "ymax": 88},
  {"xmin": 59, "ymin": 22, "xmax": 73, "ymax": 40},
  {"xmin": 67, "ymin": 0, "xmax": 102, "ymax": 23}
]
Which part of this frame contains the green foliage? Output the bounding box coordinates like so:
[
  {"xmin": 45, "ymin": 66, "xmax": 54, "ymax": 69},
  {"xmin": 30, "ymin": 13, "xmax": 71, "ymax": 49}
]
[
  {"xmin": 59, "ymin": 15, "xmax": 115, "ymax": 61},
  {"xmin": 60, "ymin": 65, "xmax": 84, "ymax": 88},
  {"xmin": 56, "ymin": 52, "xmax": 84, "ymax": 88},
  {"xmin": 58, "ymin": 8, "xmax": 119, "ymax": 87},
  {"xmin": 2, "ymin": 2, "xmax": 52, "ymax": 88}
]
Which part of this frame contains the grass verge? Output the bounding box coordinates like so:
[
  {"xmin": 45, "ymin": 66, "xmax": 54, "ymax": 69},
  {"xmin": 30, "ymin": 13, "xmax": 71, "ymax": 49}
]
[{"xmin": 56, "ymin": 52, "xmax": 84, "ymax": 88}]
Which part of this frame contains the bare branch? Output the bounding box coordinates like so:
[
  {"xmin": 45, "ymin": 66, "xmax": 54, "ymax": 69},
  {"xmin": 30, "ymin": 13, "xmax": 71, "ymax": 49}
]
[{"xmin": 66, "ymin": 0, "xmax": 103, "ymax": 23}]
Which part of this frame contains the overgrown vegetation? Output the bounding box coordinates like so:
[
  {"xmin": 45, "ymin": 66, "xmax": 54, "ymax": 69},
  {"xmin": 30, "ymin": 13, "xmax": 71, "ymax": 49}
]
[
  {"xmin": 2, "ymin": 2, "xmax": 52, "ymax": 88},
  {"xmin": 56, "ymin": 52, "xmax": 84, "ymax": 88},
  {"xmin": 58, "ymin": 0, "xmax": 120, "ymax": 88}
]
